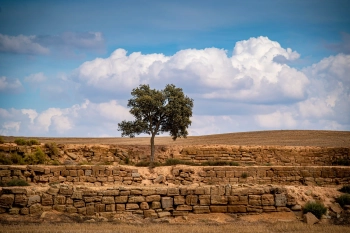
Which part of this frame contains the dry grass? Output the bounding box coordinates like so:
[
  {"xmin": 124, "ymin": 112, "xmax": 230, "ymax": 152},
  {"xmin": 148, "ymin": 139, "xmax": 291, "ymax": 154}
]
[
  {"xmin": 3, "ymin": 130, "xmax": 350, "ymax": 147},
  {"xmin": 0, "ymin": 222, "xmax": 349, "ymax": 233}
]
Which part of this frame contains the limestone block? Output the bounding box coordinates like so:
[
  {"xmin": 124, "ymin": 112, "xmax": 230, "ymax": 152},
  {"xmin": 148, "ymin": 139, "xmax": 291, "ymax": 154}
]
[
  {"xmin": 9, "ymin": 207, "xmax": 20, "ymax": 215},
  {"xmin": 120, "ymin": 190, "xmax": 130, "ymax": 195},
  {"xmin": 211, "ymin": 186, "xmax": 225, "ymax": 195},
  {"xmin": 59, "ymin": 187, "xmax": 73, "ymax": 195},
  {"xmin": 29, "ymin": 203, "xmax": 42, "ymax": 214},
  {"xmin": 210, "ymin": 205, "xmax": 227, "ymax": 213},
  {"xmin": 144, "ymin": 209, "xmax": 157, "ymax": 218},
  {"xmin": 115, "ymin": 196, "xmax": 128, "ymax": 203},
  {"xmin": 167, "ymin": 188, "xmax": 179, "ymax": 196},
  {"xmin": 263, "ymin": 206, "xmax": 276, "ymax": 212},
  {"xmin": 95, "ymin": 203, "xmax": 106, "ymax": 212},
  {"xmin": 275, "ymin": 194, "xmax": 287, "ymax": 207},
  {"xmin": 156, "ymin": 188, "xmax": 167, "ymax": 195},
  {"xmin": 193, "ymin": 205, "xmax": 210, "ymax": 214},
  {"xmin": 47, "ymin": 187, "xmax": 59, "ymax": 195},
  {"xmin": 146, "ymin": 195, "xmax": 161, "ymax": 202},
  {"xmin": 116, "ymin": 204, "xmax": 125, "ymax": 211},
  {"xmin": 74, "ymin": 200, "xmax": 85, "ymax": 208},
  {"xmin": 247, "ymin": 206, "xmax": 263, "ymax": 213},
  {"xmin": 176, "ymin": 205, "xmax": 192, "ymax": 211},
  {"xmin": 130, "ymin": 189, "xmax": 142, "ymax": 195},
  {"xmin": 71, "ymin": 191, "xmax": 83, "ymax": 200},
  {"xmin": 128, "ymin": 196, "xmax": 145, "ymax": 203},
  {"xmin": 102, "ymin": 196, "xmax": 115, "ymax": 204},
  {"xmin": 140, "ymin": 202, "xmax": 149, "ymax": 210},
  {"xmin": 28, "ymin": 195, "xmax": 41, "ymax": 206},
  {"xmin": 67, "ymin": 206, "xmax": 77, "ymax": 213},
  {"xmin": 303, "ymin": 212, "xmax": 319, "ymax": 225},
  {"xmin": 276, "ymin": 207, "xmax": 290, "ymax": 212},
  {"xmin": 14, "ymin": 194, "xmax": 28, "ymax": 207},
  {"xmin": 53, "ymin": 205, "xmax": 66, "ymax": 212},
  {"xmin": 158, "ymin": 211, "xmax": 171, "ymax": 218},
  {"xmin": 142, "ymin": 189, "xmax": 157, "ymax": 196},
  {"xmin": 185, "ymin": 195, "xmax": 198, "ymax": 205},
  {"xmin": 199, "ymin": 195, "xmax": 210, "ymax": 205},
  {"xmin": 228, "ymin": 195, "xmax": 248, "ymax": 205},
  {"xmin": 211, "ymin": 195, "xmax": 228, "ymax": 205},
  {"xmin": 174, "ymin": 195, "xmax": 185, "ymax": 205},
  {"xmin": 86, "ymin": 203, "xmax": 95, "ymax": 215},
  {"xmin": 41, "ymin": 194, "xmax": 53, "ymax": 206},
  {"xmin": 20, "ymin": 207, "xmax": 29, "ymax": 215},
  {"xmin": 126, "ymin": 203, "xmax": 139, "ymax": 210},
  {"xmin": 8, "ymin": 188, "xmax": 27, "ymax": 194},
  {"xmin": 249, "ymin": 195, "xmax": 261, "ymax": 206},
  {"xmin": 161, "ymin": 197, "xmax": 173, "ymax": 209},
  {"xmin": 151, "ymin": 201, "xmax": 161, "ymax": 209},
  {"xmin": 106, "ymin": 204, "xmax": 115, "ymax": 212},
  {"xmin": 78, "ymin": 207, "xmax": 86, "ymax": 215},
  {"xmin": 173, "ymin": 211, "xmax": 189, "ymax": 216},
  {"xmin": 262, "ymin": 194, "xmax": 275, "ymax": 206},
  {"xmin": 54, "ymin": 195, "xmax": 66, "ymax": 205}
]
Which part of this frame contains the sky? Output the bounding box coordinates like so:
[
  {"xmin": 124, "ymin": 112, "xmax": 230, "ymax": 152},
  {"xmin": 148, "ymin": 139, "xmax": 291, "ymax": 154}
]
[{"xmin": 0, "ymin": 0, "xmax": 349, "ymax": 137}]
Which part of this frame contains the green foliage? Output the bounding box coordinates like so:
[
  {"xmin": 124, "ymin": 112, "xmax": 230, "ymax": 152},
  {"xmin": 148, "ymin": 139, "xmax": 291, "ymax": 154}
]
[
  {"xmin": 45, "ymin": 143, "xmax": 59, "ymax": 157},
  {"xmin": 303, "ymin": 201, "xmax": 327, "ymax": 219},
  {"xmin": 164, "ymin": 159, "xmax": 196, "ymax": 166},
  {"xmin": 124, "ymin": 157, "xmax": 130, "ymax": 165},
  {"xmin": 241, "ymin": 172, "xmax": 248, "ymax": 178},
  {"xmin": 0, "ymin": 179, "xmax": 29, "ymax": 187},
  {"xmin": 14, "ymin": 138, "xmax": 40, "ymax": 146},
  {"xmin": 201, "ymin": 161, "xmax": 239, "ymax": 166},
  {"xmin": 50, "ymin": 160, "xmax": 61, "ymax": 165},
  {"xmin": 336, "ymin": 194, "xmax": 350, "ymax": 207},
  {"xmin": 24, "ymin": 148, "xmax": 47, "ymax": 165},
  {"xmin": 135, "ymin": 161, "xmax": 161, "ymax": 167},
  {"xmin": 339, "ymin": 185, "xmax": 350, "ymax": 194},
  {"xmin": 0, "ymin": 152, "xmax": 26, "ymax": 165},
  {"xmin": 0, "ymin": 136, "xmax": 4, "ymax": 144},
  {"xmin": 10, "ymin": 153, "xmax": 25, "ymax": 165},
  {"xmin": 118, "ymin": 84, "xmax": 193, "ymax": 163},
  {"xmin": 0, "ymin": 153, "xmax": 13, "ymax": 164}
]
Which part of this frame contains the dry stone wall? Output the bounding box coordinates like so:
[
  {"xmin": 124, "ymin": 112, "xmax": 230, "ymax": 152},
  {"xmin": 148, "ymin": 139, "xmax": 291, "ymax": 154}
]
[
  {"xmin": 1, "ymin": 165, "xmax": 349, "ymax": 186},
  {"xmin": 0, "ymin": 143, "xmax": 349, "ymax": 166},
  {"xmin": 0, "ymin": 185, "xmax": 297, "ymax": 217}
]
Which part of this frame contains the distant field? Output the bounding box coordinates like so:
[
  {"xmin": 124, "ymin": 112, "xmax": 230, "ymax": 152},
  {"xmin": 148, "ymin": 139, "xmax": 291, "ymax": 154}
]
[{"xmin": 3, "ymin": 130, "xmax": 350, "ymax": 147}]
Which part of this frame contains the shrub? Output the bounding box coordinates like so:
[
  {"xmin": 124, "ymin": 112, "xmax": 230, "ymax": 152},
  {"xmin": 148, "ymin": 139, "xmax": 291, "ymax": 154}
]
[
  {"xmin": 303, "ymin": 201, "xmax": 327, "ymax": 219},
  {"xmin": 0, "ymin": 136, "xmax": 4, "ymax": 144},
  {"xmin": 0, "ymin": 153, "xmax": 12, "ymax": 164},
  {"xmin": 336, "ymin": 194, "xmax": 350, "ymax": 207},
  {"xmin": 333, "ymin": 159, "xmax": 350, "ymax": 166},
  {"xmin": 14, "ymin": 138, "xmax": 27, "ymax": 145},
  {"xmin": 164, "ymin": 159, "xmax": 196, "ymax": 166},
  {"xmin": 28, "ymin": 139, "xmax": 40, "ymax": 146},
  {"xmin": 135, "ymin": 161, "xmax": 161, "ymax": 167},
  {"xmin": 24, "ymin": 148, "xmax": 47, "ymax": 165},
  {"xmin": 45, "ymin": 143, "xmax": 59, "ymax": 157},
  {"xmin": 339, "ymin": 185, "xmax": 350, "ymax": 194},
  {"xmin": 10, "ymin": 153, "xmax": 25, "ymax": 165},
  {"xmin": 50, "ymin": 160, "xmax": 61, "ymax": 165},
  {"xmin": 124, "ymin": 157, "xmax": 130, "ymax": 165},
  {"xmin": 241, "ymin": 172, "xmax": 248, "ymax": 178},
  {"xmin": 6, "ymin": 179, "xmax": 29, "ymax": 186}
]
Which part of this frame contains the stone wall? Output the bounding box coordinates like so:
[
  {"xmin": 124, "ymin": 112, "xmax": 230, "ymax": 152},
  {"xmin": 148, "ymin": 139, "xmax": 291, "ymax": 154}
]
[
  {"xmin": 1, "ymin": 165, "xmax": 349, "ymax": 186},
  {"xmin": 0, "ymin": 143, "xmax": 348, "ymax": 166},
  {"xmin": 0, "ymin": 185, "xmax": 297, "ymax": 217}
]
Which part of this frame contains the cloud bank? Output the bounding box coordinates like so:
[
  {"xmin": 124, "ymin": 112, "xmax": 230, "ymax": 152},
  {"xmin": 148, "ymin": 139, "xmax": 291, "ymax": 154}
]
[{"xmin": 1, "ymin": 36, "xmax": 349, "ymax": 136}]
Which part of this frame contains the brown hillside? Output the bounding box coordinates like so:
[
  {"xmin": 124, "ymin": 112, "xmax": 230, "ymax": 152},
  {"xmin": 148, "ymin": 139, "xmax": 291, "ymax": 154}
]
[{"xmin": 4, "ymin": 130, "xmax": 350, "ymax": 147}]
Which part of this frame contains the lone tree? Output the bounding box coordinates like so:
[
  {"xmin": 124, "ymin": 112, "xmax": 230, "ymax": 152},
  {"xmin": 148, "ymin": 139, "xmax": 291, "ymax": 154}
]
[{"xmin": 118, "ymin": 84, "xmax": 193, "ymax": 165}]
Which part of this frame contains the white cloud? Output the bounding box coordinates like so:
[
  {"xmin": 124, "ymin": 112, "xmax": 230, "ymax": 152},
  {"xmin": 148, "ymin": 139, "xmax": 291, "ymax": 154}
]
[
  {"xmin": 74, "ymin": 36, "xmax": 308, "ymax": 104},
  {"xmin": 255, "ymin": 111, "xmax": 297, "ymax": 129},
  {"xmin": 0, "ymin": 121, "xmax": 21, "ymax": 136},
  {"xmin": 24, "ymin": 72, "xmax": 47, "ymax": 83},
  {"xmin": 0, "ymin": 76, "xmax": 22, "ymax": 93},
  {"xmin": 0, "ymin": 34, "xmax": 49, "ymax": 55}
]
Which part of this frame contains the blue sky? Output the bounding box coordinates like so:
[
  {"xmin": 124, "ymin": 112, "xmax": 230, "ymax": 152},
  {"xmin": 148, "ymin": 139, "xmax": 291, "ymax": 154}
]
[{"xmin": 0, "ymin": 0, "xmax": 349, "ymax": 137}]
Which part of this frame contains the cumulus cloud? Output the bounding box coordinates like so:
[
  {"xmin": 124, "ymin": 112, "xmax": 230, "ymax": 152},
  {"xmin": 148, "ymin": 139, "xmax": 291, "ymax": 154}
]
[
  {"xmin": 74, "ymin": 36, "xmax": 308, "ymax": 104},
  {"xmin": 0, "ymin": 34, "xmax": 49, "ymax": 55},
  {"xmin": 0, "ymin": 100, "xmax": 131, "ymax": 136},
  {"xmin": 0, "ymin": 76, "xmax": 23, "ymax": 93}
]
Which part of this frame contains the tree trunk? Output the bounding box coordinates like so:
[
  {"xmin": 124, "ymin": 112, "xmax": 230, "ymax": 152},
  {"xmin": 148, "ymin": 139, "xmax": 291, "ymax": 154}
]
[{"xmin": 150, "ymin": 134, "xmax": 155, "ymax": 167}]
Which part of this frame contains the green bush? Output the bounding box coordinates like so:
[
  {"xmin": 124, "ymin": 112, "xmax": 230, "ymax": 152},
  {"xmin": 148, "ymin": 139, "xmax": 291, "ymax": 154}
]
[
  {"xmin": 0, "ymin": 179, "xmax": 29, "ymax": 187},
  {"xmin": 0, "ymin": 153, "xmax": 12, "ymax": 165},
  {"xmin": 0, "ymin": 136, "xmax": 4, "ymax": 144},
  {"xmin": 164, "ymin": 159, "xmax": 196, "ymax": 166},
  {"xmin": 336, "ymin": 194, "xmax": 350, "ymax": 207},
  {"xmin": 303, "ymin": 201, "xmax": 327, "ymax": 219},
  {"xmin": 14, "ymin": 138, "xmax": 27, "ymax": 145},
  {"xmin": 339, "ymin": 185, "xmax": 350, "ymax": 194},
  {"xmin": 24, "ymin": 148, "xmax": 47, "ymax": 165},
  {"xmin": 10, "ymin": 153, "xmax": 25, "ymax": 165},
  {"xmin": 45, "ymin": 143, "xmax": 59, "ymax": 157},
  {"xmin": 14, "ymin": 138, "xmax": 40, "ymax": 146},
  {"xmin": 135, "ymin": 161, "xmax": 161, "ymax": 167}
]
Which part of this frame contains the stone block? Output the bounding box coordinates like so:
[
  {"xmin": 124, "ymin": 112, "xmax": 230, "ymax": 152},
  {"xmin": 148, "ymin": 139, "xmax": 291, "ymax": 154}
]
[
  {"xmin": 193, "ymin": 205, "xmax": 210, "ymax": 214},
  {"xmin": 211, "ymin": 195, "xmax": 227, "ymax": 205},
  {"xmin": 161, "ymin": 197, "xmax": 173, "ymax": 209},
  {"xmin": 29, "ymin": 203, "xmax": 42, "ymax": 214},
  {"xmin": 14, "ymin": 194, "xmax": 28, "ymax": 207},
  {"xmin": 263, "ymin": 206, "xmax": 276, "ymax": 212},
  {"xmin": 74, "ymin": 200, "xmax": 85, "ymax": 208},
  {"xmin": 176, "ymin": 205, "xmax": 192, "ymax": 211},
  {"xmin": 275, "ymin": 194, "xmax": 287, "ymax": 207},
  {"xmin": 145, "ymin": 195, "xmax": 161, "ymax": 202},
  {"xmin": 158, "ymin": 211, "xmax": 171, "ymax": 218},
  {"xmin": 71, "ymin": 191, "xmax": 83, "ymax": 199},
  {"xmin": 140, "ymin": 202, "xmax": 149, "ymax": 210},
  {"xmin": 151, "ymin": 201, "xmax": 161, "ymax": 209},
  {"xmin": 41, "ymin": 194, "xmax": 53, "ymax": 206},
  {"xmin": 106, "ymin": 204, "xmax": 115, "ymax": 212},
  {"xmin": 9, "ymin": 207, "xmax": 20, "ymax": 215},
  {"xmin": 126, "ymin": 203, "xmax": 139, "ymax": 210},
  {"xmin": 53, "ymin": 205, "xmax": 66, "ymax": 212},
  {"xmin": 144, "ymin": 209, "xmax": 157, "ymax": 218},
  {"xmin": 78, "ymin": 207, "xmax": 86, "ymax": 215},
  {"xmin": 185, "ymin": 195, "xmax": 198, "ymax": 205},
  {"xmin": 28, "ymin": 195, "xmax": 41, "ymax": 206},
  {"xmin": 174, "ymin": 195, "xmax": 185, "ymax": 205},
  {"xmin": 247, "ymin": 206, "xmax": 263, "ymax": 213},
  {"xmin": 210, "ymin": 205, "xmax": 227, "ymax": 213},
  {"xmin": 102, "ymin": 196, "xmax": 115, "ymax": 204},
  {"xmin": 86, "ymin": 203, "xmax": 95, "ymax": 215},
  {"xmin": 128, "ymin": 196, "xmax": 145, "ymax": 203},
  {"xmin": 67, "ymin": 206, "xmax": 77, "ymax": 213},
  {"xmin": 173, "ymin": 211, "xmax": 189, "ymax": 216},
  {"xmin": 116, "ymin": 204, "xmax": 125, "ymax": 211},
  {"xmin": 262, "ymin": 194, "xmax": 275, "ymax": 206},
  {"xmin": 248, "ymin": 195, "xmax": 261, "ymax": 206},
  {"xmin": 54, "ymin": 195, "xmax": 66, "ymax": 205},
  {"xmin": 47, "ymin": 187, "xmax": 59, "ymax": 195},
  {"xmin": 228, "ymin": 205, "xmax": 247, "ymax": 213},
  {"xmin": 304, "ymin": 212, "xmax": 319, "ymax": 225},
  {"xmin": 59, "ymin": 187, "xmax": 73, "ymax": 195},
  {"xmin": 142, "ymin": 189, "xmax": 157, "ymax": 196},
  {"xmin": 95, "ymin": 203, "xmax": 105, "ymax": 212},
  {"xmin": 199, "ymin": 195, "xmax": 211, "ymax": 205},
  {"xmin": 20, "ymin": 207, "xmax": 29, "ymax": 215},
  {"xmin": 115, "ymin": 196, "xmax": 128, "ymax": 203},
  {"xmin": 167, "ymin": 188, "xmax": 179, "ymax": 196}
]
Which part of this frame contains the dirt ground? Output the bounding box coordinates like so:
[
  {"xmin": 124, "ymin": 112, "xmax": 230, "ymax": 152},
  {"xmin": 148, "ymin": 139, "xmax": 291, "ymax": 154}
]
[{"xmin": 3, "ymin": 130, "xmax": 350, "ymax": 147}]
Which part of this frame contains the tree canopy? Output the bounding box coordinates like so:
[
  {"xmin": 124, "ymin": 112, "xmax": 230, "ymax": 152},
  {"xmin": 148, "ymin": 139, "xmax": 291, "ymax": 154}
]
[{"xmin": 118, "ymin": 84, "xmax": 193, "ymax": 164}]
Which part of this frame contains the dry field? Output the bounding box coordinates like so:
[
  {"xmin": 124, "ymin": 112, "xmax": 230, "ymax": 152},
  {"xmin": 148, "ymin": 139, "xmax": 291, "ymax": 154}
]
[
  {"xmin": 0, "ymin": 221, "xmax": 349, "ymax": 233},
  {"xmin": 3, "ymin": 130, "xmax": 350, "ymax": 147}
]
